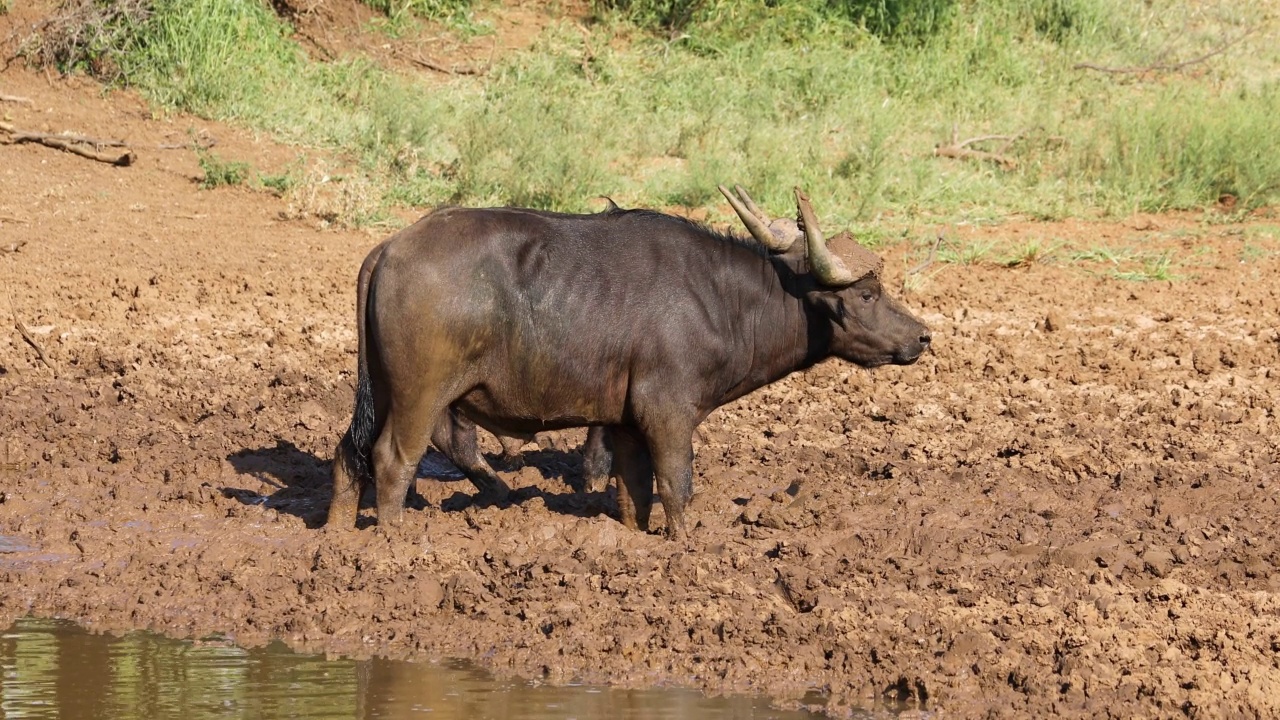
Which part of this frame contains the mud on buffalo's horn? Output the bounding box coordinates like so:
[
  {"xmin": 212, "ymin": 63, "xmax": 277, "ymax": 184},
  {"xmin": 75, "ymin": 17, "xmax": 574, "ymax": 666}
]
[
  {"xmin": 718, "ymin": 184, "xmax": 795, "ymax": 252},
  {"xmin": 794, "ymin": 187, "xmax": 859, "ymax": 287}
]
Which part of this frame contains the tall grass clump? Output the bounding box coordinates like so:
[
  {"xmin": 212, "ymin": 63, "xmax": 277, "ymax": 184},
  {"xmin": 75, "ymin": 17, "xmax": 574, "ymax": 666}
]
[
  {"xmin": 592, "ymin": 0, "xmax": 955, "ymax": 45},
  {"xmin": 114, "ymin": 0, "xmax": 306, "ymax": 120},
  {"xmin": 360, "ymin": 0, "xmax": 472, "ymax": 20},
  {"xmin": 1075, "ymin": 83, "xmax": 1280, "ymax": 213}
]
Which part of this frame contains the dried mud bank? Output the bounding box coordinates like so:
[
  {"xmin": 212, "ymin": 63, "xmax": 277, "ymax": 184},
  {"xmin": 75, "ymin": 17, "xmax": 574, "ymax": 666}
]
[{"xmin": 3, "ymin": 71, "xmax": 1280, "ymax": 719}]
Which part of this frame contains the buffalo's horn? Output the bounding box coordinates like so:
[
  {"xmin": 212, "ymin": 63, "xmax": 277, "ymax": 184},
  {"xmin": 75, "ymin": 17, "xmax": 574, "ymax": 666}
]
[
  {"xmin": 734, "ymin": 184, "xmax": 768, "ymax": 223},
  {"xmin": 794, "ymin": 187, "xmax": 856, "ymax": 287},
  {"xmin": 718, "ymin": 184, "xmax": 794, "ymax": 252}
]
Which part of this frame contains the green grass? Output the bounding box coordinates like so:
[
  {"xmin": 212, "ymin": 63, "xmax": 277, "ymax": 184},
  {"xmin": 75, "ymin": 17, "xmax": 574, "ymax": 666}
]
[
  {"xmin": 360, "ymin": 0, "xmax": 488, "ymax": 38},
  {"xmin": 35, "ymin": 0, "xmax": 1279, "ymax": 227},
  {"xmin": 197, "ymin": 150, "xmax": 251, "ymax": 189},
  {"xmin": 1111, "ymin": 250, "xmax": 1182, "ymax": 282},
  {"xmin": 999, "ymin": 238, "xmax": 1063, "ymax": 267},
  {"xmin": 1239, "ymin": 242, "xmax": 1271, "ymax": 263},
  {"xmin": 1070, "ymin": 246, "xmax": 1136, "ymax": 265},
  {"xmin": 360, "ymin": 0, "xmax": 473, "ymax": 22},
  {"xmin": 258, "ymin": 170, "xmax": 295, "ymax": 195},
  {"xmin": 937, "ymin": 238, "xmax": 997, "ymax": 265}
]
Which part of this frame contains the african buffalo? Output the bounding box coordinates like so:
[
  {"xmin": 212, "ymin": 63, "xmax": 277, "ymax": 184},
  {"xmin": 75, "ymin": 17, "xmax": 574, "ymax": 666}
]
[{"xmin": 328, "ymin": 186, "xmax": 931, "ymax": 538}]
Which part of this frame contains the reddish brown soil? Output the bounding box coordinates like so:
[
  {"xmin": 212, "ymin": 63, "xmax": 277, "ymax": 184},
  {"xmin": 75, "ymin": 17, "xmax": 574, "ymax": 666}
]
[{"xmin": 3, "ymin": 15, "xmax": 1280, "ymax": 718}]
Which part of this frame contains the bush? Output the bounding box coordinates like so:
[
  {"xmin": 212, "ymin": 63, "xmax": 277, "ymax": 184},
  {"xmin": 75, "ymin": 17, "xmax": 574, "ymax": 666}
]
[
  {"xmin": 17, "ymin": 0, "xmax": 152, "ymax": 79},
  {"xmin": 198, "ymin": 151, "xmax": 251, "ymax": 189},
  {"xmin": 359, "ymin": 0, "xmax": 472, "ymax": 21},
  {"xmin": 591, "ymin": 0, "xmax": 955, "ymax": 44}
]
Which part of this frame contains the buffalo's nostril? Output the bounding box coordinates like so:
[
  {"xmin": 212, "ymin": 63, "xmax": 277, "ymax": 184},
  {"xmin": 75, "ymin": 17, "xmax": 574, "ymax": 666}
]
[{"xmin": 920, "ymin": 331, "xmax": 932, "ymax": 347}]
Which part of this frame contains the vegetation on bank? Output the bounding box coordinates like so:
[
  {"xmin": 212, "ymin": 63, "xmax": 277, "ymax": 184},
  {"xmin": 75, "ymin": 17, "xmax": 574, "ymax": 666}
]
[{"xmin": 16, "ymin": 0, "xmax": 1280, "ymax": 226}]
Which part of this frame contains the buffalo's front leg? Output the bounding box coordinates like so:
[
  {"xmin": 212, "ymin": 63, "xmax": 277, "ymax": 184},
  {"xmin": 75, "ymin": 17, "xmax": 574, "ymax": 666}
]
[
  {"xmin": 643, "ymin": 423, "xmax": 696, "ymax": 540},
  {"xmin": 582, "ymin": 426, "xmax": 613, "ymax": 493},
  {"xmin": 607, "ymin": 428, "xmax": 653, "ymax": 531},
  {"xmin": 432, "ymin": 409, "xmax": 511, "ymax": 505}
]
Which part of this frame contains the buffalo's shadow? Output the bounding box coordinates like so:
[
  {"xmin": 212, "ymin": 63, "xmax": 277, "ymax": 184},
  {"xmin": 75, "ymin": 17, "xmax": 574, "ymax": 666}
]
[{"xmin": 223, "ymin": 440, "xmax": 607, "ymax": 529}]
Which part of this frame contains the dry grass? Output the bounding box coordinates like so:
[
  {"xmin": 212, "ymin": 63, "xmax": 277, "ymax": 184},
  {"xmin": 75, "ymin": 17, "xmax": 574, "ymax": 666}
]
[{"xmin": 16, "ymin": 0, "xmax": 152, "ymax": 80}]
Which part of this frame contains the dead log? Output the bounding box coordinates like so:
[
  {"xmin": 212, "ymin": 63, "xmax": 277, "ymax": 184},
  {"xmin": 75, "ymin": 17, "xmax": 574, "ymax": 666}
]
[{"xmin": 0, "ymin": 120, "xmax": 135, "ymax": 166}]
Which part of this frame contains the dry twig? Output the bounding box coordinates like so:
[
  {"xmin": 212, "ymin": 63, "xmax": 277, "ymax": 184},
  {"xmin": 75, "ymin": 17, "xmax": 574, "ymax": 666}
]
[
  {"xmin": 156, "ymin": 135, "xmax": 217, "ymax": 151},
  {"xmin": 0, "ymin": 120, "xmax": 134, "ymax": 166},
  {"xmin": 1074, "ymin": 27, "xmax": 1256, "ymax": 75},
  {"xmin": 0, "ymin": 92, "xmax": 34, "ymax": 105},
  {"xmin": 933, "ymin": 126, "xmax": 1018, "ymax": 170},
  {"xmin": 902, "ymin": 235, "xmax": 943, "ymax": 294},
  {"xmin": 393, "ymin": 48, "xmax": 484, "ymax": 76},
  {"xmin": 908, "ymin": 235, "xmax": 943, "ymax": 276},
  {"xmin": 1, "ymin": 441, "xmax": 20, "ymax": 475},
  {"xmin": 8, "ymin": 298, "xmax": 56, "ymax": 375},
  {"xmin": 575, "ymin": 23, "xmax": 597, "ymax": 85}
]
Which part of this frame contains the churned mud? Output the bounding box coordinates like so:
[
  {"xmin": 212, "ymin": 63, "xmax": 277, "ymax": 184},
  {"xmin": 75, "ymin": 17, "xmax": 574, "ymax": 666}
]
[{"xmin": 2, "ymin": 54, "xmax": 1280, "ymax": 719}]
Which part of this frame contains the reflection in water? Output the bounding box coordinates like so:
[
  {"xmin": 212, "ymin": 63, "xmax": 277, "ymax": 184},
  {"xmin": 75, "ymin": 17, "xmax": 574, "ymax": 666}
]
[{"xmin": 0, "ymin": 618, "xmax": 823, "ymax": 719}]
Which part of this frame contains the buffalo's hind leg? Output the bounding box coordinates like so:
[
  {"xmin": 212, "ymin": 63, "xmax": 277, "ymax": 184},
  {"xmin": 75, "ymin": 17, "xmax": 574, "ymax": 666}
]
[
  {"xmin": 372, "ymin": 396, "xmax": 449, "ymax": 527},
  {"xmin": 432, "ymin": 408, "xmax": 511, "ymax": 505},
  {"xmin": 327, "ymin": 432, "xmax": 366, "ymax": 528}
]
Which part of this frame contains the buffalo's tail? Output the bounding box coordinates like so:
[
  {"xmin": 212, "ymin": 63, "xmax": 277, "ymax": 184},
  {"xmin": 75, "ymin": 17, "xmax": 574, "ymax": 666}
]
[
  {"xmin": 345, "ymin": 350, "xmax": 376, "ymax": 484},
  {"xmin": 340, "ymin": 243, "xmax": 387, "ymax": 485}
]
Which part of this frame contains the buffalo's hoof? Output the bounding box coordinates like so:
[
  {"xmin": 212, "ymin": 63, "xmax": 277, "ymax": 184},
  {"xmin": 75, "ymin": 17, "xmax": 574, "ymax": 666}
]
[{"xmin": 473, "ymin": 483, "xmax": 511, "ymax": 507}]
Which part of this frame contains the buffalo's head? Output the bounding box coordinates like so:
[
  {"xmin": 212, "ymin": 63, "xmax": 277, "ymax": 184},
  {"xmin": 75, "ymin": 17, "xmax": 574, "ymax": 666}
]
[{"xmin": 720, "ymin": 184, "xmax": 931, "ymax": 367}]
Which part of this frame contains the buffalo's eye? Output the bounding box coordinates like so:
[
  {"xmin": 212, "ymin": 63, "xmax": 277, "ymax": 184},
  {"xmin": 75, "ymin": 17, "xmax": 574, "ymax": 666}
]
[{"xmin": 860, "ymin": 290, "xmax": 875, "ymax": 304}]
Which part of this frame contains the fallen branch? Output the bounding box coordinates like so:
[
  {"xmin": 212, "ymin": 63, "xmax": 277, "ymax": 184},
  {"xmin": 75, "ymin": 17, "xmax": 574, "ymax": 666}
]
[
  {"xmin": 394, "ymin": 49, "xmax": 484, "ymax": 76},
  {"xmin": 954, "ymin": 134, "xmax": 1016, "ymax": 149},
  {"xmin": 18, "ymin": 134, "xmax": 134, "ymax": 165},
  {"xmin": 0, "ymin": 92, "xmax": 33, "ymax": 105},
  {"xmin": 0, "ymin": 121, "xmax": 134, "ymax": 166},
  {"xmin": 933, "ymin": 125, "xmax": 1019, "ymax": 170},
  {"xmin": 12, "ymin": 130, "xmax": 127, "ymax": 148},
  {"xmin": 1074, "ymin": 27, "xmax": 1255, "ymax": 75},
  {"xmin": 156, "ymin": 135, "xmax": 217, "ymax": 151}
]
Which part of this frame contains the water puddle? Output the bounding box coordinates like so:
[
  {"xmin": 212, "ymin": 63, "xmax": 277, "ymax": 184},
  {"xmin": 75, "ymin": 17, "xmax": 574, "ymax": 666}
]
[{"xmin": 1, "ymin": 618, "xmax": 826, "ymax": 719}]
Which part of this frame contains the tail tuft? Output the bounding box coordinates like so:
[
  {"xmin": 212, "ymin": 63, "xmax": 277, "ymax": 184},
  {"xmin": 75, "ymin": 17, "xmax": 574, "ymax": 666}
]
[{"xmin": 346, "ymin": 360, "xmax": 376, "ymax": 483}]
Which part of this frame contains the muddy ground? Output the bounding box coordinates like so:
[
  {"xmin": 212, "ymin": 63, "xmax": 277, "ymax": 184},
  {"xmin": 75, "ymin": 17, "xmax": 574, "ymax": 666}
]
[{"xmin": 3, "ymin": 17, "xmax": 1280, "ymax": 718}]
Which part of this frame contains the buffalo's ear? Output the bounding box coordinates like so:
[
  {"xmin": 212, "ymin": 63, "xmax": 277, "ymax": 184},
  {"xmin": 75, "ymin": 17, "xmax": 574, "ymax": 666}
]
[{"xmin": 810, "ymin": 292, "xmax": 848, "ymax": 329}]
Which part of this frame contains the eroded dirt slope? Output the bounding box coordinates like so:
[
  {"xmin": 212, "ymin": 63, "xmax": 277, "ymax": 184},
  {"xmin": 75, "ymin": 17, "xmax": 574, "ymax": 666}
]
[{"xmin": 2, "ymin": 58, "xmax": 1280, "ymax": 718}]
